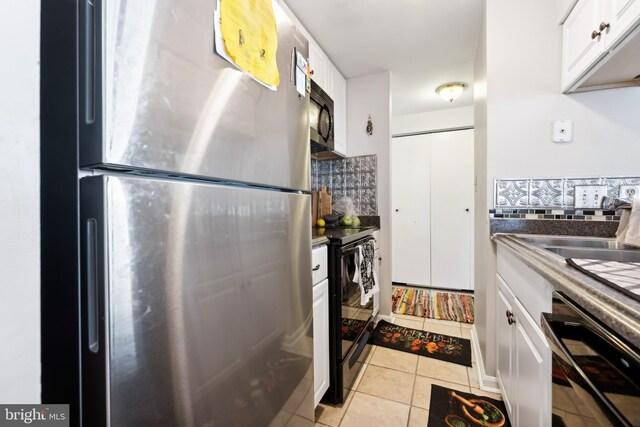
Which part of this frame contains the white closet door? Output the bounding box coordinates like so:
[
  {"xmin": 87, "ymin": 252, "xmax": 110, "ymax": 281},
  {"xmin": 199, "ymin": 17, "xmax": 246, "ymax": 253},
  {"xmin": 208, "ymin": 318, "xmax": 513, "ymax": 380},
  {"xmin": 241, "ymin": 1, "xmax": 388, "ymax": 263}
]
[
  {"xmin": 430, "ymin": 129, "xmax": 474, "ymax": 290},
  {"xmin": 392, "ymin": 134, "xmax": 430, "ymax": 286}
]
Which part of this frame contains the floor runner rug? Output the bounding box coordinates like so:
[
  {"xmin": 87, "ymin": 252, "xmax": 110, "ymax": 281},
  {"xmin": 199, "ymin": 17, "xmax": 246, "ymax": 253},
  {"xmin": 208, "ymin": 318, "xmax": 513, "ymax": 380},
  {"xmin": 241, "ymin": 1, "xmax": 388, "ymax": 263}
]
[
  {"xmin": 427, "ymin": 384, "xmax": 511, "ymax": 427},
  {"xmin": 392, "ymin": 286, "xmax": 474, "ymax": 324},
  {"xmin": 372, "ymin": 320, "xmax": 472, "ymax": 367}
]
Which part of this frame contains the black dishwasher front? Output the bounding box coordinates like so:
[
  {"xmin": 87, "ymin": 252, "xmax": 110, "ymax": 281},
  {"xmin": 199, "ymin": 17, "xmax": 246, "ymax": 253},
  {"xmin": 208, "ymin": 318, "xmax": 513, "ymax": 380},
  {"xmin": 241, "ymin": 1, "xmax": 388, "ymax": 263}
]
[{"xmin": 541, "ymin": 292, "xmax": 640, "ymax": 427}]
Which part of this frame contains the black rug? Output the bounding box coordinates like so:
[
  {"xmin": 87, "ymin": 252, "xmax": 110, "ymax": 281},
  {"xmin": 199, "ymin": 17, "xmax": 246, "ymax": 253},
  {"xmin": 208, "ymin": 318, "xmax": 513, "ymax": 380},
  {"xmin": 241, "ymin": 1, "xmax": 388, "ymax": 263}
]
[
  {"xmin": 372, "ymin": 320, "xmax": 472, "ymax": 367},
  {"xmin": 427, "ymin": 384, "xmax": 511, "ymax": 427}
]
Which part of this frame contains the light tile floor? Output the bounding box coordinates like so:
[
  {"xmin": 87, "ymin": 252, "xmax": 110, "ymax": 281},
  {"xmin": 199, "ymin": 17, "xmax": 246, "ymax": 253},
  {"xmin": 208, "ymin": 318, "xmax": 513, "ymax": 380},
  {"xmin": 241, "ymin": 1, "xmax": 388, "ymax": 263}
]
[{"xmin": 314, "ymin": 315, "xmax": 502, "ymax": 427}]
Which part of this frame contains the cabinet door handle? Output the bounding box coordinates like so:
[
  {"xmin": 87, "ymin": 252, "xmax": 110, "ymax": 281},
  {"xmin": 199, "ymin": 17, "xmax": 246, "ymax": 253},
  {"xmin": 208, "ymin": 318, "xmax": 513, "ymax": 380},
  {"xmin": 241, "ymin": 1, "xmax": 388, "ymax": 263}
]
[
  {"xmin": 591, "ymin": 30, "xmax": 601, "ymax": 40},
  {"xmin": 312, "ymin": 264, "xmax": 321, "ymax": 271},
  {"xmin": 506, "ymin": 310, "xmax": 515, "ymax": 325},
  {"xmin": 599, "ymin": 22, "xmax": 610, "ymax": 32}
]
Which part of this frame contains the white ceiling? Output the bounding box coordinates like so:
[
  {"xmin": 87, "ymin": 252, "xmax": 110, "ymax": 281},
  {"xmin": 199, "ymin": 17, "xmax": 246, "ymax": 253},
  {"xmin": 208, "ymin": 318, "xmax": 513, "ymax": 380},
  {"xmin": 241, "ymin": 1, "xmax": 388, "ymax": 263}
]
[{"xmin": 285, "ymin": 0, "xmax": 484, "ymax": 116}]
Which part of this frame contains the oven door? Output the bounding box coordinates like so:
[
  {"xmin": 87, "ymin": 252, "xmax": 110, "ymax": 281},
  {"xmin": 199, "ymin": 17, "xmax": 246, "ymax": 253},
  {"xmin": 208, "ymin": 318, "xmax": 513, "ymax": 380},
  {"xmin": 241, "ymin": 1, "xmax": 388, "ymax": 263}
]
[
  {"xmin": 339, "ymin": 241, "xmax": 374, "ymax": 360},
  {"xmin": 541, "ymin": 292, "xmax": 640, "ymax": 427}
]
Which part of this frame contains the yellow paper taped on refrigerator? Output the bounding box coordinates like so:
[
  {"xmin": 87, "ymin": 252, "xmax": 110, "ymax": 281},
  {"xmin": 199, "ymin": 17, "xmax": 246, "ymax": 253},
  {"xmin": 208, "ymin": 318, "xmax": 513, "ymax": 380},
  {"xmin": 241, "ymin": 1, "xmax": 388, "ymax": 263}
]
[{"xmin": 220, "ymin": 0, "xmax": 280, "ymax": 88}]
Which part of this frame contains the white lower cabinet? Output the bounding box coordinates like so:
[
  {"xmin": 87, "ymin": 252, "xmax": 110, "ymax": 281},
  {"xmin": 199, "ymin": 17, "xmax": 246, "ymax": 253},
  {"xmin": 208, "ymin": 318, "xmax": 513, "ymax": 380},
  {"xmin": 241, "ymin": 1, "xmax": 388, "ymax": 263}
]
[
  {"xmin": 312, "ymin": 278, "xmax": 329, "ymax": 408},
  {"xmin": 312, "ymin": 244, "xmax": 330, "ymax": 408},
  {"xmin": 495, "ymin": 245, "xmax": 552, "ymax": 427},
  {"xmin": 496, "ymin": 281, "xmax": 515, "ymax": 417},
  {"xmin": 513, "ymin": 297, "xmax": 550, "ymax": 427}
]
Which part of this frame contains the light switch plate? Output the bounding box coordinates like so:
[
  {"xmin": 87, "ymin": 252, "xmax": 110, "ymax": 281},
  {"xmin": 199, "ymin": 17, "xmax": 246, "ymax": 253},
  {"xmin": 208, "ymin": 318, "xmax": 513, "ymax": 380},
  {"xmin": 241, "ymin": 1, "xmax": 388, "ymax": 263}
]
[
  {"xmin": 574, "ymin": 185, "xmax": 607, "ymax": 209},
  {"xmin": 620, "ymin": 185, "xmax": 640, "ymax": 201}
]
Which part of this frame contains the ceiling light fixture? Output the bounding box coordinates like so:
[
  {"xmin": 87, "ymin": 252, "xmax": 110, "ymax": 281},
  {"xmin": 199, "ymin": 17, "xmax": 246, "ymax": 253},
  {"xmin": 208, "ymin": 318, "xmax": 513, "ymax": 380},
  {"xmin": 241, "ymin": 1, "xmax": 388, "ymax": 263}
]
[{"xmin": 435, "ymin": 82, "xmax": 467, "ymax": 102}]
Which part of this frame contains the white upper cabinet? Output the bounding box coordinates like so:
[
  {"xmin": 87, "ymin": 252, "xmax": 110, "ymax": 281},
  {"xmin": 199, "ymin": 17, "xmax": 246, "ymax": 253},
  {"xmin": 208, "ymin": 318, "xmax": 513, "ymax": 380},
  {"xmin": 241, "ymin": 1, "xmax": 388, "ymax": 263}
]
[
  {"xmin": 557, "ymin": 0, "xmax": 579, "ymax": 24},
  {"xmin": 604, "ymin": 0, "xmax": 640, "ymax": 47},
  {"xmin": 329, "ymin": 63, "xmax": 347, "ymax": 156},
  {"xmin": 309, "ymin": 40, "xmax": 329, "ymax": 93},
  {"xmin": 562, "ymin": 0, "xmax": 640, "ymax": 92},
  {"xmin": 562, "ymin": 0, "xmax": 607, "ymax": 90}
]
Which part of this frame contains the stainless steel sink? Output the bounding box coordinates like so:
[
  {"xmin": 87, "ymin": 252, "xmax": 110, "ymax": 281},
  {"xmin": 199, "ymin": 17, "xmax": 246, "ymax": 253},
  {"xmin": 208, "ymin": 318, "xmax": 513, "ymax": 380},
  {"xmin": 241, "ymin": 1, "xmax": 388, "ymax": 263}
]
[
  {"xmin": 544, "ymin": 247, "xmax": 640, "ymax": 262},
  {"xmin": 520, "ymin": 236, "xmax": 634, "ymax": 250}
]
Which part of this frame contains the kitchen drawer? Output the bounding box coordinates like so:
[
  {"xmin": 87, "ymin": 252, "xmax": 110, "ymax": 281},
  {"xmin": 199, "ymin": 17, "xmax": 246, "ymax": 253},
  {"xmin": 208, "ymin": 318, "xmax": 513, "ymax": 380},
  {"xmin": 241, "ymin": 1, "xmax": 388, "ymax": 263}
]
[
  {"xmin": 497, "ymin": 244, "xmax": 553, "ymax": 325},
  {"xmin": 312, "ymin": 245, "xmax": 328, "ymax": 284}
]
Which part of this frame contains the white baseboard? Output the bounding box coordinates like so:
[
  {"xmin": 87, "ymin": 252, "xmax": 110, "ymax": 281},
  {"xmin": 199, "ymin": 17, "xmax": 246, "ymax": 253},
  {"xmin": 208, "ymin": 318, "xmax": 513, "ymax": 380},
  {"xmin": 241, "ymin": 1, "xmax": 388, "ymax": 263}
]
[
  {"xmin": 375, "ymin": 312, "xmax": 396, "ymax": 323},
  {"xmin": 471, "ymin": 325, "xmax": 501, "ymax": 393}
]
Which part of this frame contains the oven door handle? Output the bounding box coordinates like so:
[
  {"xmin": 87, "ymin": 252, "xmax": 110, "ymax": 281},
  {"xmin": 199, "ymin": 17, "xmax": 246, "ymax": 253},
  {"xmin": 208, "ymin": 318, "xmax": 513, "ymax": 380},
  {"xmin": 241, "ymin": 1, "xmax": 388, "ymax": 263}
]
[
  {"xmin": 342, "ymin": 237, "xmax": 375, "ymax": 255},
  {"xmin": 541, "ymin": 313, "xmax": 632, "ymax": 426}
]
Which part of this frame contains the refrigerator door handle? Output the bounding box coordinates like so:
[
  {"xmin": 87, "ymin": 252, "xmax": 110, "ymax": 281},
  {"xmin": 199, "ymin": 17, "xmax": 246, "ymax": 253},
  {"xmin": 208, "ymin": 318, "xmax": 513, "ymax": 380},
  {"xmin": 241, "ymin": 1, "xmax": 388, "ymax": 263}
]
[
  {"xmin": 86, "ymin": 218, "xmax": 99, "ymax": 353},
  {"xmin": 82, "ymin": 0, "xmax": 97, "ymax": 124}
]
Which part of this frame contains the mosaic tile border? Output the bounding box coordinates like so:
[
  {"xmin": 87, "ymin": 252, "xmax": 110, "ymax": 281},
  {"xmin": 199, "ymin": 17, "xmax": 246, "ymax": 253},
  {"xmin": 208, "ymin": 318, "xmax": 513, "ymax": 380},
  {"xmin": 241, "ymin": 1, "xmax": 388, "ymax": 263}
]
[
  {"xmin": 489, "ymin": 208, "xmax": 621, "ymax": 221},
  {"xmin": 310, "ymin": 155, "xmax": 378, "ymax": 215},
  {"xmin": 495, "ymin": 176, "xmax": 640, "ymax": 208}
]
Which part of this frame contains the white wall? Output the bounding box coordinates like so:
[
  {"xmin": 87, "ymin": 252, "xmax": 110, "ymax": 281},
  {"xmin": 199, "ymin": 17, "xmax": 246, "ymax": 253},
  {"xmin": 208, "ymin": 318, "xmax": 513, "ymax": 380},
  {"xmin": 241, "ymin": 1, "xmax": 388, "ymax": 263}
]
[
  {"xmin": 486, "ymin": 0, "xmax": 640, "ymax": 181},
  {"xmin": 0, "ymin": 0, "xmax": 41, "ymax": 403},
  {"xmin": 392, "ymin": 106, "xmax": 474, "ymax": 135},
  {"xmin": 472, "ymin": 4, "xmax": 495, "ymax": 386},
  {"xmin": 474, "ymin": 0, "xmax": 640, "ymax": 381},
  {"xmin": 347, "ymin": 72, "xmax": 393, "ymax": 318}
]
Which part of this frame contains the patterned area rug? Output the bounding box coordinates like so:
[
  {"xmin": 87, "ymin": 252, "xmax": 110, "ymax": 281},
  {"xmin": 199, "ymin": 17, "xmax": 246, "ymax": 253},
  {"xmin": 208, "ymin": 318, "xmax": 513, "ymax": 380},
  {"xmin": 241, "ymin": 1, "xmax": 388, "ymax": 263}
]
[
  {"xmin": 427, "ymin": 384, "xmax": 511, "ymax": 427},
  {"xmin": 391, "ymin": 287, "xmax": 474, "ymax": 324},
  {"xmin": 373, "ymin": 320, "xmax": 472, "ymax": 367}
]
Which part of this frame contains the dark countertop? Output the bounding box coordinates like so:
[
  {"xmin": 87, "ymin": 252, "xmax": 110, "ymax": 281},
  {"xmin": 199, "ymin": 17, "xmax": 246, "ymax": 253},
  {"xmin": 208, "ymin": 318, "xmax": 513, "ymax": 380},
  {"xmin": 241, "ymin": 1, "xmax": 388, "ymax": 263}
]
[
  {"xmin": 312, "ymin": 236, "xmax": 329, "ymax": 247},
  {"xmin": 492, "ymin": 233, "xmax": 640, "ymax": 349},
  {"xmin": 490, "ymin": 219, "xmax": 618, "ymax": 238},
  {"xmin": 312, "ymin": 226, "xmax": 378, "ymax": 246}
]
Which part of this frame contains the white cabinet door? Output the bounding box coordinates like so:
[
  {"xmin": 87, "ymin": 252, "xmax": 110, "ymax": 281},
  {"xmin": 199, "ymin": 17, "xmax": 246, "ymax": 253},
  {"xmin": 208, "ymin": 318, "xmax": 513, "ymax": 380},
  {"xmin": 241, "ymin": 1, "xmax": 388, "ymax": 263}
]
[
  {"xmin": 562, "ymin": 0, "xmax": 607, "ymax": 90},
  {"xmin": 331, "ymin": 63, "xmax": 347, "ymax": 156},
  {"xmin": 604, "ymin": 0, "xmax": 640, "ymax": 48},
  {"xmin": 312, "ymin": 278, "xmax": 330, "ymax": 408},
  {"xmin": 496, "ymin": 277, "xmax": 515, "ymax": 418},
  {"xmin": 430, "ymin": 129, "xmax": 474, "ymax": 290},
  {"xmin": 513, "ymin": 299, "xmax": 551, "ymax": 427},
  {"xmin": 309, "ymin": 40, "xmax": 328, "ymax": 93},
  {"xmin": 391, "ymin": 134, "xmax": 430, "ymax": 286},
  {"xmin": 495, "ymin": 256, "xmax": 552, "ymax": 427}
]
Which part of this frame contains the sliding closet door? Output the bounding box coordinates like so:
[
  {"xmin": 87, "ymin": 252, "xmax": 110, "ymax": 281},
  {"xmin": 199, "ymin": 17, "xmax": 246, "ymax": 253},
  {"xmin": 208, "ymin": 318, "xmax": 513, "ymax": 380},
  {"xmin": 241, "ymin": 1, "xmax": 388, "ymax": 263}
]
[
  {"xmin": 430, "ymin": 129, "xmax": 474, "ymax": 290},
  {"xmin": 391, "ymin": 134, "xmax": 430, "ymax": 286}
]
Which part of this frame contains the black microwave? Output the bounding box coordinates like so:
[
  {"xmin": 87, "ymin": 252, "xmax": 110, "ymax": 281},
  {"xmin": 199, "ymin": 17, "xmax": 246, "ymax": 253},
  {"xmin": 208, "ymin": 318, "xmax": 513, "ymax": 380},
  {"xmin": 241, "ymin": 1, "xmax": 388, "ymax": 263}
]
[{"xmin": 309, "ymin": 79, "xmax": 334, "ymax": 152}]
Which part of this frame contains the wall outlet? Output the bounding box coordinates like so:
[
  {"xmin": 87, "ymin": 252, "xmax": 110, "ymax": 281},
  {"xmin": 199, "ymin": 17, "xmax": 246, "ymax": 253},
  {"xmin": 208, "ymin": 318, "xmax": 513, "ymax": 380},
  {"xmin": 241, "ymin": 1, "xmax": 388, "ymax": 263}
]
[
  {"xmin": 574, "ymin": 185, "xmax": 607, "ymax": 209},
  {"xmin": 552, "ymin": 120, "xmax": 573, "ymax": 142},
  {"xmin": 620, "ymin": 185, "xmax": 640, "ymax": 201}
]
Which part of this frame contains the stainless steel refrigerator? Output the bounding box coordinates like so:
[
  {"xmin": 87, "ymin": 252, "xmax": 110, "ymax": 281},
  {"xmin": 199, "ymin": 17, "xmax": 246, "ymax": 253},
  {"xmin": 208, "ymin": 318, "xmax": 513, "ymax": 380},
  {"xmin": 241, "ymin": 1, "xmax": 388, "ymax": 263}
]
[{"xmin": 76, "ymin": 1, "xmax": 314, "ymax": 426}]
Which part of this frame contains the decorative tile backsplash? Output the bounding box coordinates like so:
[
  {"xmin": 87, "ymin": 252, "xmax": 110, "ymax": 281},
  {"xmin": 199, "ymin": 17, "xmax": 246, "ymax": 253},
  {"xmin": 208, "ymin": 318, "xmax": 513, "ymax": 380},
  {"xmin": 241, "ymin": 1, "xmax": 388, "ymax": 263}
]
[
  {"xmin": 310, "ymin": 155, "xmax": 378, "ymax": 215},
  {"xmin": 495, "ymin": 176, "xmax": 640, "ymax": 208}
]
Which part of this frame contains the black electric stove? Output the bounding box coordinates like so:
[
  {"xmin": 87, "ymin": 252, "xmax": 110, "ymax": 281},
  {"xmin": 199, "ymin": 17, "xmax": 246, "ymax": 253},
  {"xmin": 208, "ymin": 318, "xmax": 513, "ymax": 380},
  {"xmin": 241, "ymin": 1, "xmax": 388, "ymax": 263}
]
[
  {"xmin": 318, "ymin": 226, "xmax": 378, "ymax": 404},
  {"xmin": 312, "ymin": 226, "xmax": 377, "ymax": 246}
]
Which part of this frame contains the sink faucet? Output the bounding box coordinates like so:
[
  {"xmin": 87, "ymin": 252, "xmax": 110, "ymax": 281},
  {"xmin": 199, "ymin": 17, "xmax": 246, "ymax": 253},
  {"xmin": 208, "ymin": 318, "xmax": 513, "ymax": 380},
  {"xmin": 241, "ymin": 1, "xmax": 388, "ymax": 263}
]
[{"xmin": 601, "ymin": 196, "xmax": 632, "ymax": 210}]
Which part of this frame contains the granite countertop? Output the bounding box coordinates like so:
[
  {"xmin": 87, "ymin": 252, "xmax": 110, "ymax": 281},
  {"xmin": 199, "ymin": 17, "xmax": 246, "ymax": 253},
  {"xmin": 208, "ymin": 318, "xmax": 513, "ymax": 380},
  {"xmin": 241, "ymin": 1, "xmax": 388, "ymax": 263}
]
[
  {"xmin": 492, "ymin": 234, "xmax": 640, "ymax": 348},
  {"xmin": 312, "ymin": 235, "xmax": 329, "ymax": 247}
]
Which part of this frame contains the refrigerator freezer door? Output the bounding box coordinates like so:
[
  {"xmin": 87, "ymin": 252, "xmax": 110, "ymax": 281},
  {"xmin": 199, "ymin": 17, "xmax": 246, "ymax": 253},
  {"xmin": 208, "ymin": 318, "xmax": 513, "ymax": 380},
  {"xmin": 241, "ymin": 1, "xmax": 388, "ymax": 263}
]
[
  {"xmin": 81, "ymin": 0, "xmax": 310, "ymax": 191},
  {"xmin": 81, "ymin": 175, "xmax": 313, "ymax": 427}
]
